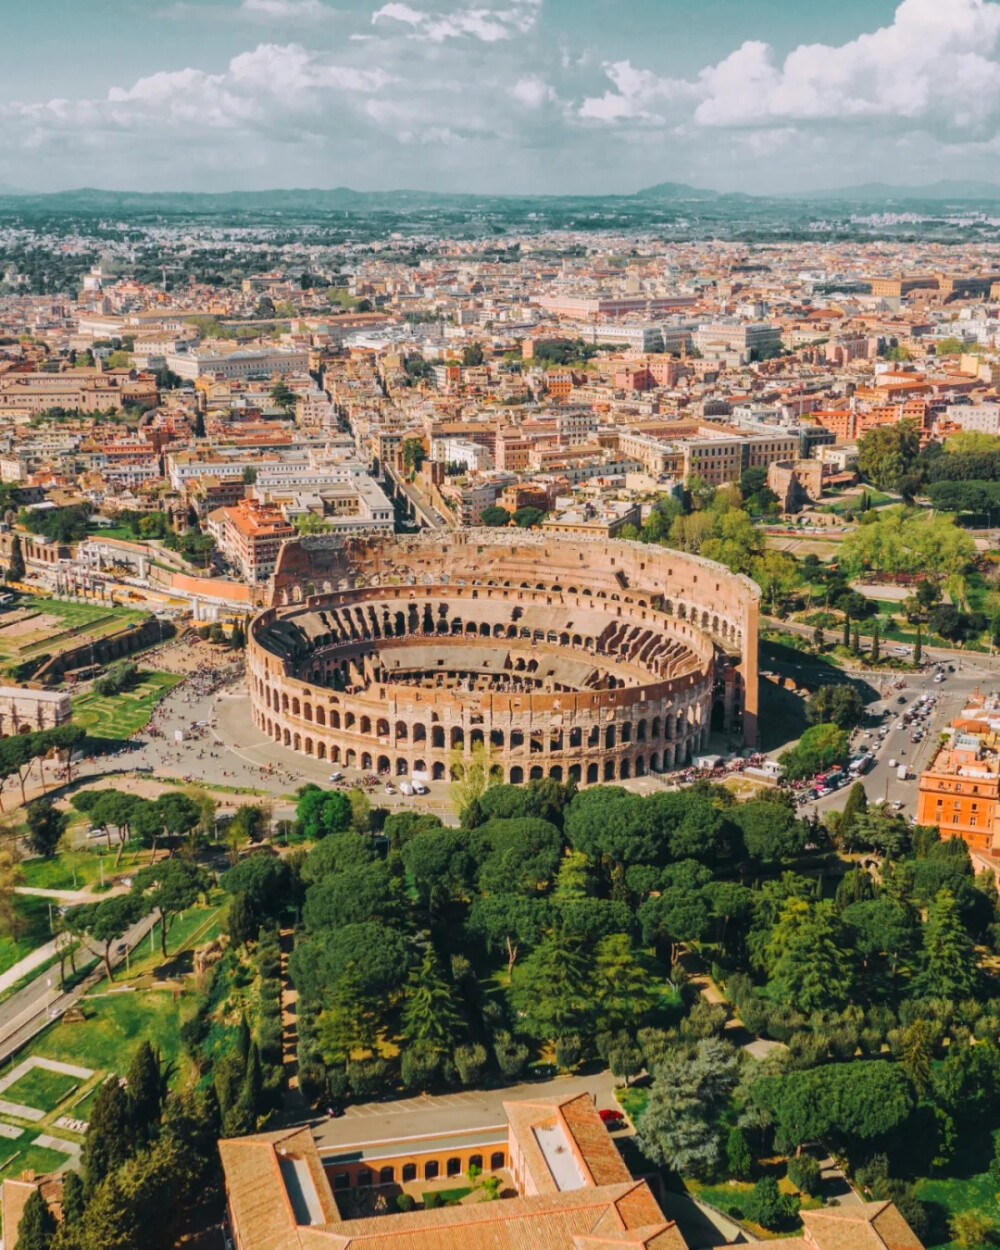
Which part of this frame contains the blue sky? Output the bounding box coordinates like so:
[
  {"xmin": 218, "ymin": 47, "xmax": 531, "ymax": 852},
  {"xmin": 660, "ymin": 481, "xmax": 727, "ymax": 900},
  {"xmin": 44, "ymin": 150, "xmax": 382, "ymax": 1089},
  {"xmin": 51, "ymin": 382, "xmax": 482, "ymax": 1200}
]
[{"xmin": 0, "ymin": 0, "xmax": 996, "ymax": 194}]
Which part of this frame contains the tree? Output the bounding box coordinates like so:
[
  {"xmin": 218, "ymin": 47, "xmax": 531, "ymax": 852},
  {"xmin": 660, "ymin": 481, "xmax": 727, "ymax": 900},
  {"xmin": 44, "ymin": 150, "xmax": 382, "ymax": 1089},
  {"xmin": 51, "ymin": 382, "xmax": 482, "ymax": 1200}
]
[
  {"xmin": 81, "ymin": 1078, "xmax": 136, "ymax": 1191},
  {"xmin": 126, "ymin": 1041, "xmax": 167, "ymax": 1146},
  {"xmin": 401, "ymin": 438, "xmax": 426, "ymax": 474},
  {"xmin": 751, "ymin": 1061, "xmax": 914, "ymax": 1149},
  {"xmin": 513, "ymin": 506, "xmax": 545, "ymax": 529},
  {"xmin": 919, "ymin": 888, "xmax": 979, "ymax": 999},
  {"xmin": 462, "ymin": 343, "xmax": 484, "ymax": 366},
  {"xmin": 132, "ymin": 859, "xmax": 208, "ymax": 959},
  {"xmin": 914, "ymin": 623, "xmax": 922, "ymax": 665},
  {"xmin": 295, "ymin": 786, "xmax": 352, "ymax": 841},
  {"xmin": 746, "ymin": 1176, "xmax": 798, "ymax": 1231},
  {"xmin": 480, "ymin": 505, "xmax": 511, "ymax": 527},
  {"xmin": 6, "ymin": 534, "xmax": 24, "ymax": 584},
  {"xmin": 466, "ymin": 894, "xmax": 546, "ymax": 974},
  {"xmin": 765, "ymin": 900, "xmax": 853, "ymax": 1013},
  {"xmin": 858, "ymin": 420, "xmax": 921, "ymax": 491},
  {"xmin": 61, "ymin": 1170, "xmax": 86, "ymax": 1226},
  {"xmin": 637, "ymin": 1039, "xmax": 739, "ymax": 1178},
  {"xmin": 751, "ymin": 550, "xmax": 800, "ymax": 614},
  {"xmin": 270, "ymin": 381, "xmax": 295, "ymax": 412},
  {"xmin": 839, "ymin": 782, "xmax": 868, "ymax": 848},
  {"xmin": 806, "ymin": 684, "xmax": 865, "ymax": 730},
  {"xmin": 779, "ymin": 723, "xmax": 848, "ymax": 780},
  {"xmin": 25, "ymin": 798, "xmax": 67, "ymax": 857},
  {"xmin": 401, "ymin": 946, "xmax": 464, "ymax": 1055},
  {"xmin": 592, "ymin": 933, "xmax": 653, "ymax": 1031},
  {"xmin": 65, "ymin": 893, "xmax": 144, "ymax": 982},
  {"xmin": 734, "ymin": 801, "xmax": 808, "ymax": 864},
  {"xmin": 871, "ymin": 622, "xmax": 880, "ymax": 662},
  {"xmin": 510, "ymin": 928, "xmax": 591, "ymax": 1044},
  {"xmin": 726, "ymin": 1127, "xmax": 752, "ymax": 1179},
  {"xmin": 14, "ymin": 1189, "xmax": 56, "ymax": 1250}
]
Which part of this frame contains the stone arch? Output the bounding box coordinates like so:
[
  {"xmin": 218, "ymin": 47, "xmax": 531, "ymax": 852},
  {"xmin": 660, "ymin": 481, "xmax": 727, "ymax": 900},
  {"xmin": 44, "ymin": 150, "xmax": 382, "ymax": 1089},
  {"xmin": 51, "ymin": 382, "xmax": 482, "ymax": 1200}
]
[
  {"xmin": 432, "ymin": 761, "xmax": 446, "ymax": 780},
  {"xmin": 361, "ymin": 752, "xmax": 373, "ymax": 770},
  {"xmin": 377, "ymin": 755, "xmax": 390, "ymax": 773},
  {"xmin": 396, "ymin": 758, "xmax": 409, "ymax": 775},
  {"xmin": 587, "ymin": 763, "xmax": 599, "ymax": 784},
  {"xmin": 510, "ymin": 765, "xmax": 524, "ymax": 784}
]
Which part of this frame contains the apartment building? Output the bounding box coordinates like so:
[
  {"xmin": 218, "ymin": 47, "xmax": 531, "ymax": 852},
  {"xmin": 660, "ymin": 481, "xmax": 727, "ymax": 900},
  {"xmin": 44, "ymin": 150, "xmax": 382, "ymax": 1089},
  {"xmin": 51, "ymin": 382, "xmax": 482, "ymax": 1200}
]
[
  {"xmin": 208, "ymin": 499, "xmax": 296, "ymax": 584},
  {"xmin": 945, "ymin": 402, "xmax": 1000, "ymax": 435},
  {"xmin": 165, "ymin": 347, "xmax": 309, "ymax": 381}
]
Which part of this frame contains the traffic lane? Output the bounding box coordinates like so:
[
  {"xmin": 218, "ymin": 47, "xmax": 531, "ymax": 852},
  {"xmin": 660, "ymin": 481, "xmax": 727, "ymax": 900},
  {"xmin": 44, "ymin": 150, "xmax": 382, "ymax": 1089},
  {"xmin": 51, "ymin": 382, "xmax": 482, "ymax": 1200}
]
[{"xmin": 809, "ymin": 667, "xmax": 991, "ymax": 818}]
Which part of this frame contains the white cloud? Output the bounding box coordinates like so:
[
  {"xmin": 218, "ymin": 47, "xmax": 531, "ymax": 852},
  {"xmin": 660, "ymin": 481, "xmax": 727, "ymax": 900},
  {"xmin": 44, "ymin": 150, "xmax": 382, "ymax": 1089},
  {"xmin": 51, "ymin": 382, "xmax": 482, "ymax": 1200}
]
[
  {"xmin": 510, "ymin": 74, "xmax": 555, "ymax": 108},
  {"xmin": 372, "ymin": 0, "xmax": 541, "ymax": 43},
  {"xmin": 581, "ymin": 0, "xmax": 1000, "ymax": 138},
  {"xmin": 239, "ymin": 0, "xmax": 335, "ymax": 18}
]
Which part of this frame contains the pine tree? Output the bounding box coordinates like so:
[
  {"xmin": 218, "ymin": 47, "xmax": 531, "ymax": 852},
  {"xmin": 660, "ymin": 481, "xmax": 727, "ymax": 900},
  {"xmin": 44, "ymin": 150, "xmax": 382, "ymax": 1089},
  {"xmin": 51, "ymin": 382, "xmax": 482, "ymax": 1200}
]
[
  {"xmin": 920, "ymin": 888, "xmax": 978, "ymax": 999},
  {"xmin": 7, "ymin": 535, "xmax": 25, "ymax": 585},
  {"xmin": 14, "ymin": 1189, "xmax": 56, "ymax": 1250},
  {"xmin": 402, "ymin": 947, "xmax": 464, "ymax": 1054},
  {"xmin": 842, "ymin": 610, "xmax": 851, "ymax": 649},
  {"xmin": 766, "ymin": 900, "xmax": 853, "ymax": 1013},
  {"xmin": 726, "ymin": 1126, "xmax": 752, "ymax": 1180},
  {"xmin": 901, "ymin": 1020, "xmax": 934, "ymax": 1098},
  {"xmin": 871, "ymin": 623, "xmax": 880, "ymax": 662}
]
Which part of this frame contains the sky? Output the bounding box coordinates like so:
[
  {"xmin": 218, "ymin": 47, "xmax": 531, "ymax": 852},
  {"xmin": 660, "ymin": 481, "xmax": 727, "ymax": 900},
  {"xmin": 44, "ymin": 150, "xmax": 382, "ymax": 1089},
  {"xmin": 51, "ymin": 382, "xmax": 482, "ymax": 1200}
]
[{"xmin": 0, "ymin": 0, "xmax": 998, "ymax": 195}]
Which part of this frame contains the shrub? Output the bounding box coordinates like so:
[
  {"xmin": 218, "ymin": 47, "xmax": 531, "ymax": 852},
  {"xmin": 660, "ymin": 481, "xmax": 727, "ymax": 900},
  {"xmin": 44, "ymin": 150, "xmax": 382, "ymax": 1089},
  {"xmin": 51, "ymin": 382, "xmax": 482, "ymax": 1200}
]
[
  {"xmin": 786, "ymin": 1154, "xmax": 821, "ymax": 1196},
  {"xmin": 424, "ymin": 1193, "xmax": 442, "ymax": 1210},
  {"xmin": 453, "ymin": 1043, "xmax": 488, "ymax": 1088},
  {"xmin": 400, "ymin": 1047, "xmax": 440, "ymax": 1093},
  {"xmin": 494, "ymin": 1032, "xmax": 529, "ymax": 1080},
  {"xmin": 396, "ymin": 1194, "xmax": 416, "ymax": 1213},
  {"xmin": 555, "ymin": 1035, "xmax": 583, "ymax": 1070},
  {"xmin": 726, "ymin": 1127, "xmax": 752, "ymax": 1180}
]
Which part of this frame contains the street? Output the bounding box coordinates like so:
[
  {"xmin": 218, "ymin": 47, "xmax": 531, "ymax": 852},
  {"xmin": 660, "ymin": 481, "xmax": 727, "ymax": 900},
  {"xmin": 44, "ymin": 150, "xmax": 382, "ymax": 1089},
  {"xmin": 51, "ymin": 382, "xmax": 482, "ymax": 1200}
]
[{"xmin": 806, "ymin": 647, "xmax": 998, "ymax": 821}]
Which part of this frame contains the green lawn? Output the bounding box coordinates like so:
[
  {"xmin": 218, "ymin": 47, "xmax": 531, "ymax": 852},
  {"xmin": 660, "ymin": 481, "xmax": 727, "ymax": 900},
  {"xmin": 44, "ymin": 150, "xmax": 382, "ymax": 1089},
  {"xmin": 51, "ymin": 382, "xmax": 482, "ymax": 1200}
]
[
  {"xmin": 30, "ymin": 989, "xmax": 197, "ymax": 1077},
  {"xmin": 72, "ymin": 671, "xmax": 183, "ymax": 739},
  {"xmin": 3, "ymin": 1065, "xmax": 84, "ymax": 1113},
  {"xmin": 0, "ymin": 895, "xmax": 52, "ymax": 978},
  {"xmin": 917, "ymin": 1169, "xmax": 998, "ymax": 1249},
  {"xmin": 615, "ymin": 1086, "xmax": 648, "ymax": 1122},
  {"xmin": 21, "ymin": 850, "xmax": 105, "ymax": 892},
  {"xmin": 122, "ymin": 901, "xmax": 226, "ymax": 979},
  {"xmin": 0, "ymin": 1141, "xmax": 71, "ymax": 1183}
]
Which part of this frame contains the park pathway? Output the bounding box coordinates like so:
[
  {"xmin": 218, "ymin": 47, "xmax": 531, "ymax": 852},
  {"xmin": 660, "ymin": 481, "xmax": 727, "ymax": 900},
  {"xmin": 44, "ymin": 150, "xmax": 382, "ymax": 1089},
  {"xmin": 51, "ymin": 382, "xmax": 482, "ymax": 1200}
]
[{"xmin": 280, "ymin": 928, "xmax": 306, "ymax": 1116}]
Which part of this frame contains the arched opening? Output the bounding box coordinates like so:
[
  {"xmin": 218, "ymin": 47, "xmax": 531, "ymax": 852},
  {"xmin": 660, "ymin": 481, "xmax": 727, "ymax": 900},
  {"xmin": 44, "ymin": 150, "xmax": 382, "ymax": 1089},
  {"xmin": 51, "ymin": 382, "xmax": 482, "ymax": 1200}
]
[
  {"xmin": 402, "ymin": 1164, "xmax": 417, "ymax": 1183},
  {"xmin": 432, "ymin": 761, "xmax": 446, "ymax": 780},
  {"xmin": 451, "ymin": 726, "xmax": 464, "ymax": 749},
  {"xmin": 603, "ymin": 760, "xmax": 615, "ymax": 781},
  {"xmin": 377, "ymin": 755, "xmax": 390, "ymax": 773},
  {"xmin": 510, "ymin": 766, "xmax": 524, "ymax": 784},
  {"xmin": 529, "ymin": 765, "xmax": 543, "ymax": 781},
  {"xmin": 447, "ymin": 1158, "xmax": 462, "ymax": 1177},
  {"xmin": 360, "ymin": 716, "xmax": 372, "ymax": 735},
  {"xmin": 490, "ymin": 1152, "xmax": 505, "ymax": 1171},
  {"xmin": 361, "ymin": 752, "xmax": 373, "ymax": 770},
  {"xmin": 432, "ymin": 726, "xmax": 445, "ymax": 749},
  {"xmin": 379, "ymin": 1166, "xmax": 394, "ymax": 1186},
  {"xmin": 425, "ymin": 1161, "xmax": 439, "ymax": 1180},
  {"xmin": 587, "ymin": 763, "xmax": 598, "ymax": 784},
  {"xmin": 549, "ymin": 765, "xmax": 563, "ymax": 781},
  {"xmin": 396, "ymin": 758, "xmax": 409, "ymax": 775},
  {"xmin": 413, "ymin": 723, "xmax": 426, "ymax": 742},
  {"xmin": 620, "ymin": 759, "xmax": 631, "ymax": 779}
]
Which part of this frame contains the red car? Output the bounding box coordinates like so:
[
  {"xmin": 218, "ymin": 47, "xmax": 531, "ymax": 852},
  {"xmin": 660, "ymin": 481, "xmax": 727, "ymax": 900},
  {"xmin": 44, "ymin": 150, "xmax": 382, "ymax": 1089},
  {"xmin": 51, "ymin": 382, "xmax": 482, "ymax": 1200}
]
[{"xmin": 598, "ymin": 1108, "xmax": 623, "ymax": 1126}]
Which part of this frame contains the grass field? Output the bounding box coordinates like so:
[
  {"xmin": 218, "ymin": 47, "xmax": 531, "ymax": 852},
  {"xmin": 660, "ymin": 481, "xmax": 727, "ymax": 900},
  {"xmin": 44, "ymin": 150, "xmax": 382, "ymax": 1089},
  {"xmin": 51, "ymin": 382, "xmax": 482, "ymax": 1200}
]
[
  {"xmin": 72, "ymin": 670, "xmax": 183, "ymax": 739},
  {"xmin": 0, "ymin": 598, "xmax": 147, "ymax": 662},
  {"xmin": 31, "ymin": 990, "xmax": 197, "ymax": 1076},
  {"xmin": 21, "ymin": 849, "xmax": 106, "ymax": 892},
  {"xmin": 917, "ymin": 1165, "xmax": 998, "ymax": 1249},
  {"xmin": 0, "ymin": 895, "xmax": 52, "ymax": 978},
  {"xmin": 0, "ymin": 1141, "xmax": 70, "ymax": 1183},
  {"xmin": 3, "ymin": 1065, "xmax": 84, "ymax": 1113}
]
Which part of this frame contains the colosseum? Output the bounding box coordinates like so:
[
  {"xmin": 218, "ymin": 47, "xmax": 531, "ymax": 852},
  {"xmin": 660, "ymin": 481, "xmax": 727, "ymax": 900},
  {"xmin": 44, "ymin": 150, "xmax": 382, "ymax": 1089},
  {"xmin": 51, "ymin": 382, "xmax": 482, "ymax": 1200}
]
[{"xmin": 247, "ymin": 530, "xmax": 759, "ymax": 787}]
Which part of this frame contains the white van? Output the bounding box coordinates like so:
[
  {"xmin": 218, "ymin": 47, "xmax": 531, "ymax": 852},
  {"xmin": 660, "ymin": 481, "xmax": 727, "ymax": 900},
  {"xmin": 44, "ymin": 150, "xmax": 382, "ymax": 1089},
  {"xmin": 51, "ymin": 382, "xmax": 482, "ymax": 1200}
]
[{"xmin": 328, "ymin": 770, "xmax": 343, "ymax": 783}]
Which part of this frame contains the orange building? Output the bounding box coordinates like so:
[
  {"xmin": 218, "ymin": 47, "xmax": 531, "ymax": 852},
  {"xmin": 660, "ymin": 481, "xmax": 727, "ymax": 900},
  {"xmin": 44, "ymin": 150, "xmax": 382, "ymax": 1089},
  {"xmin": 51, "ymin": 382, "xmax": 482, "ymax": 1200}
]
[
  {"xmin": 917, "ymin": 733, "xmax": 1000, "ymax": 856},
  {"xmin": 218, "ymin": 1093, "xmax": 924, "ymax": 1250}
]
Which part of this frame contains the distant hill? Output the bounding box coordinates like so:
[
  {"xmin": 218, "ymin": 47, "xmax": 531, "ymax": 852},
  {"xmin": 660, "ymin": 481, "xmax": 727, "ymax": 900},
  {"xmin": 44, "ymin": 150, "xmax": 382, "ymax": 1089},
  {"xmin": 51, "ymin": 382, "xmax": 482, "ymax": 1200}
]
[{"xmin": 782, "ymin": 180, "xmax": 1000, "ymax": 202}]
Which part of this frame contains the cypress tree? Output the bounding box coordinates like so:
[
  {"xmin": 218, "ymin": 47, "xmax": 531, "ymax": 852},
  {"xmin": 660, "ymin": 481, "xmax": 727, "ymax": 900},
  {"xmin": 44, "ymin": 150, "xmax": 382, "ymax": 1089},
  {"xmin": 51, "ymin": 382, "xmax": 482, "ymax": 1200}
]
[
  {"xmin": 7, "ymin": 535, "xmax": 25, "ymax": 585},
  {"xmin": 61, "ymin": 1171, "xmax": 86, "ymax": 1226},
  {"xmin": 81, "ymin": 1078, "xmax": 136, "ymax": 1193},
  {"xmin": 13, "ymin": 1189, "xmax": 56, "ymax": 1250},
  {"xmin": 236, "ymin": 1013, "xmax": 251, "ymax": 1065},
  {"xmin": 842, "ymin": 610, "xmax": 851, "ymax": 649},
  {"xmin": 851, "ymin": 626, "xmax": 860, "ymax": 655},
  {"xmin": 871, "ymin": 623, "xmax": 880, "ymax": 662},
  {"xmin": 914, "ymin": 624, "xmax": 922, "ymax": 665},
  {"xmin": 126, "ymin": 1041, "xmax": 166, "ymax": 1146}
]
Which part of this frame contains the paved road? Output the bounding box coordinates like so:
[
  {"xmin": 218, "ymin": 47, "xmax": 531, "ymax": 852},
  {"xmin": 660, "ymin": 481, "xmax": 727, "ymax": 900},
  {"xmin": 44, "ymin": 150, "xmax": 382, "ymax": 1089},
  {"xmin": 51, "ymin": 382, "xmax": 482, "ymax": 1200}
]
[
  {"xmin": 0, "ymin": 911, "xmax": 158, "ymax": 1067},
  {"xmin": 803, "ymin": 647, "xmax": 998, "ymax": 822}
]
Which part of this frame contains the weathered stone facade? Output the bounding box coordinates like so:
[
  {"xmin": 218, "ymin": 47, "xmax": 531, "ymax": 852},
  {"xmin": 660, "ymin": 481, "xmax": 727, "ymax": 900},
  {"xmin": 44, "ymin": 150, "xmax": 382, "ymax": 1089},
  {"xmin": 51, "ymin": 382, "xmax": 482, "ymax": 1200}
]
[{"xmin": 248, "ymin": 530, "xmax": 759, "ymax": 784}]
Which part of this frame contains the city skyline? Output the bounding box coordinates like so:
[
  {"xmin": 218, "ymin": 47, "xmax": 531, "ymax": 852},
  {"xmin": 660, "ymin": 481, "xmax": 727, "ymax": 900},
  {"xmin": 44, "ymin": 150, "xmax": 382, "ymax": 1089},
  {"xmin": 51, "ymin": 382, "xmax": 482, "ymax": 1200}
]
[{"xmin": 2, "ymin": 0, "xmax": 999, "ymax": 196}]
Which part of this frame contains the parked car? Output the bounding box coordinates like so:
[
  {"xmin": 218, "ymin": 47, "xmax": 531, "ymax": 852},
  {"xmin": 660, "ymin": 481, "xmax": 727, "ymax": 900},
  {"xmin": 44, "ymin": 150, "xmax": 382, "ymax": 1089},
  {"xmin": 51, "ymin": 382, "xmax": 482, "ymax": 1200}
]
[{"xmin": 598, "ymin": 1109, "xmax": 623, "ymax": 1126}]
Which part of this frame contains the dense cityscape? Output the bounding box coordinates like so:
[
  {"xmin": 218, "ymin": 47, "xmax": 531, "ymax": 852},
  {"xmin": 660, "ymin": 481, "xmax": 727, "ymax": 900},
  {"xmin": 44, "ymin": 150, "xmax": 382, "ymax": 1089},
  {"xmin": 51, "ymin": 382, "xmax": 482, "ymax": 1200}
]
[{"xmin": 5, "ymin": 0, "xmax": 1000, "ymax": 1248}]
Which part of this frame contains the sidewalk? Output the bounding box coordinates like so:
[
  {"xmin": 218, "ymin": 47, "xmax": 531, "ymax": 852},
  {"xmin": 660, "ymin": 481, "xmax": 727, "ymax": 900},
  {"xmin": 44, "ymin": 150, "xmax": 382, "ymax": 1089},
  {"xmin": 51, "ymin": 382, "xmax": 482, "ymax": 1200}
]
[{"xmin": 0, "ymin": 939, "xmax": 59, "ymax": 996}]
